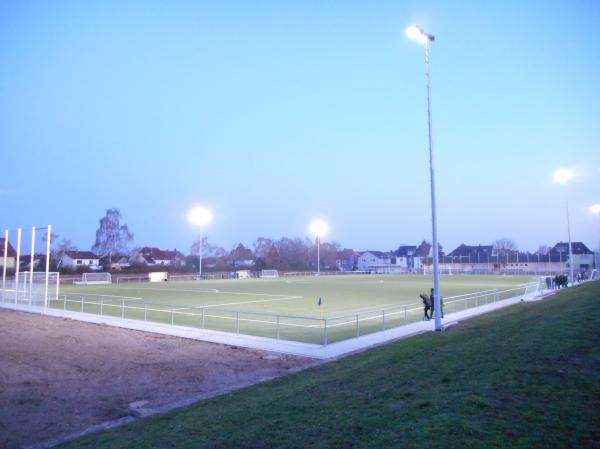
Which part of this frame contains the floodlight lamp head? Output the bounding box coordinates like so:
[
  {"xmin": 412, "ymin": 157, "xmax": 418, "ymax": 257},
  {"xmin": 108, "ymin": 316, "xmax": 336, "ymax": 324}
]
[
  {"xmin": 310, "ymin": 219, "xmax": 329, "ymax": 238},
  {"xmin": 405, "ymin": 25, "xmax": 434, "ymax": 44},
  {"xmin": 589, "ymin": 203, "xmax": 600, "ymax": 216},
  {"xmin": 187, "ymin": 207, "xmax": 213, "ymax": 228},
  {"xmin": 553, "ymin": 169, "xmax": 574, "ymax": 184}
]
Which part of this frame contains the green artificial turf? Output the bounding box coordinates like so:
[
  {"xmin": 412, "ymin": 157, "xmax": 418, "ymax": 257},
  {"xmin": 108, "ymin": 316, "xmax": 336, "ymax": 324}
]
[{"xmin": 59, "ymin": 281, "xmax": 600, "ymax": 449}]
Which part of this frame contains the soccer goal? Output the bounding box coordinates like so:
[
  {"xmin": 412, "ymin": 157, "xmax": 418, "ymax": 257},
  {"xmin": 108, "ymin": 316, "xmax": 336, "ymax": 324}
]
[
  {"xmin": 260, "ymin": 269, "xmax": 279, "ymax": 278},
  {"xmin": 14, "ymin": 272, "xmax": 60, "ymax": 305},
  {"xmin": 76, "ymin": 272, "xmax": 112, "ymax": 285}
]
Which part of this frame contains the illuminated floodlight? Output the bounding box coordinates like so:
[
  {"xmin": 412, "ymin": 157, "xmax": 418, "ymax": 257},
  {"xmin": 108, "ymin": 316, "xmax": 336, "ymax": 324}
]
[
  {"xmin": 553, "ymin": 169, "xmax": 574, "ymax": 184},
  {"xmin": 310, "ymin": 219, "xmax": 329, "ymax": 238},
  {"xmin": 589, "ymin": 204, "xmax": 600, "ymax": 216},
  {"xmin": 405, "ymin": 25, "xmax": 433, "ymax": 44},
  {"xmin": 187, "ymin": 207, "xmax": 213, "ymax": 227}
]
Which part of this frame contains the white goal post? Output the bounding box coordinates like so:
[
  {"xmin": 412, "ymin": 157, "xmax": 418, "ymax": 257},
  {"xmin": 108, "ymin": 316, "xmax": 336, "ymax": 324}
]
[
  {"xmin": 76, "ymin": 272, "xmax": 112, "ymax": 285},
  {"xmin": 260, "ymin": 269, "xmax": 279, "ymax": 278}
]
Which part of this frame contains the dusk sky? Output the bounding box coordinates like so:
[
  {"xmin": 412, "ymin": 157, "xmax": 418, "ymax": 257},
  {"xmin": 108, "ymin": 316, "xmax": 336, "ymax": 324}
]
[{"xmin": 1, "ymin": 0, "xmax": 599, "ymax": 255}]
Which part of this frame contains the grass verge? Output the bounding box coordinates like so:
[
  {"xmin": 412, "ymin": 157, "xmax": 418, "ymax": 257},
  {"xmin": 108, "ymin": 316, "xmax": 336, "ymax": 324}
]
[{"xmin": 59, "ymin": 282, "xmax": 600, "ymax": 449}]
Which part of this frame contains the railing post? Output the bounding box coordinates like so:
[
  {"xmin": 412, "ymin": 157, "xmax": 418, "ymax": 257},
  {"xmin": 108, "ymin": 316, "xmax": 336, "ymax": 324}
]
[
  {"xmin": 81, "ymin": 296, "xmax": 84, "ymax": 312},
  {"xmin": 100, "ymin": 299, "xmax": 103, "ymax": 316},
  {"xmin": 236, "ymin": 311, "xmax": 240, "ymax": 333},
  {"xmin": 144, "ymin": 303, "xmax": 148, "ymax": 321},
  {"xmin": 382, "ymin": 310, "xmax": 385, "ymax": 331},
  {"xmin": 201, "ymin": 308, "xmax": 205, "ymax": 329},
  {"xmin": 404, "ymin": 306, "xmax": 407, "ymax": 322},
  {"xmin": 171, "ymin": 310, "xmax": 174, "ymax": 325},
  {"xmin": 323, "ymin": 319, "xmax": 328, "ymax": 345},
  {"xmin": 63, "ymin": 295, "xmax": 66, "ymax": 310},
  {"xmin": 356, "ymin": 315, "xmax": 360, "ymax": 337},
  {"xmin": 276, "ymin": 315, "xmax": 280, "ymax": 339},
  {"xmin": 121, "ymin": 299, "xmax": 125, "ymax": 318}
]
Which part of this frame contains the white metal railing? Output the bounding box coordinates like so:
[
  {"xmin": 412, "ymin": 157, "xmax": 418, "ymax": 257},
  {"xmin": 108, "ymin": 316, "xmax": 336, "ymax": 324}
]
[{"xmin": 40, "ymin": 282, "xmax": 542, "ymax": 346}]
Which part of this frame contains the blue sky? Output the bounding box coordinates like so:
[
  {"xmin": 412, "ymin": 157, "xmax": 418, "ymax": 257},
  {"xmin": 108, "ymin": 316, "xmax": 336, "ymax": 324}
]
[{"xmin": 1, "ymin": 0, "xmax": 599, "ymax": 254}]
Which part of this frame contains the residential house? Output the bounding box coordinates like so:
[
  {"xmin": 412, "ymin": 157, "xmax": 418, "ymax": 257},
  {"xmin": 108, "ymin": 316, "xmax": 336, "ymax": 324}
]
[
  {"xmin": 336, "ymin": 249, "xmax": 358, "ymax": 272},
  {"xmin": 549, "ymin": 242, "xmax": 595, "ymax": 271},
  {"xmin": 0, "ymin": 238, "xmax": 17, "ymax": 270},
  {"xmin": 357, "ymin": 251, "xmax": 402, "ymax": 273},
  {"xmin": 132, "ymin": 247, "xmax": 186, "ymax": 267},
  {"xmin": 99, "ymin": 254, "xmax": 131, "ymax": 271},
  {"xmin": 60, "ymin": 251, "xmax": 101, "ymax": 271},
  {"xmin": 395, "ymin": 245, "xmax": 424, "ymax": 271}
]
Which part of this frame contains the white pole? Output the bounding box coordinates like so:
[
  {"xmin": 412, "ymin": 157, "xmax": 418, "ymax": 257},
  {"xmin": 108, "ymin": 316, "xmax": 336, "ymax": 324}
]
[
  {"xmin": 15, "ymin": 228, "xmax": 21, "ymax": 304},
  {"xmin": 2, "ymin": 230, "xmax": 7, "ymax": 299},
  {"xmin": 565, "ymin": 185, "xmax": 575, "ymax": 285},
  {"xmin": 423, "ymin": 38, "xmax": 442, "ymax": 331},
  {"xmin": 317, "ymin": 236, "xmax": 321, "ymax": 274},
  {"xmin": 198, "ymin": 230, "xmax": 203, "ymax": 278},
  {"xmin": 29, "ymin": 227, "xmax": 36, "ymax": 302},
  {"xmin": 45, "ymin": 225, "xmax": 52, "ymax": 312}
]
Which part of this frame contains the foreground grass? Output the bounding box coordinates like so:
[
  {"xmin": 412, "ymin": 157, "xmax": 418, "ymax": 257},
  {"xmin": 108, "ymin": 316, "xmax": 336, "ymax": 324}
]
[{"xmin": 60, "ymin": 282, "xmax": 600, "ymax": 449}]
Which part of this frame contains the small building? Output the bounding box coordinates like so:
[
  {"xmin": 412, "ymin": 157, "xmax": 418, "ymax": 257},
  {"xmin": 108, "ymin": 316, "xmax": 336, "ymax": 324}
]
[
  {"xmin": 99, "ymin": 254, "xmax": 131, "ymax": 271},
  {"xmin": 357, "ymin": 251, "xmax": 403, "ymax": 273}
]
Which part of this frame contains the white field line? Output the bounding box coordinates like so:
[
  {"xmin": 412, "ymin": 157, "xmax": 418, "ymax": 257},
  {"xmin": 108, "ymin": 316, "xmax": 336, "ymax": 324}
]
[{"xmin": 108, "ymin": 286, "xmax": 220, "ymax": 294}]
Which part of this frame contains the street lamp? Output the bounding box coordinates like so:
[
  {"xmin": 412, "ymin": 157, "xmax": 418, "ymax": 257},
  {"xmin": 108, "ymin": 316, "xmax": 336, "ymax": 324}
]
[
  {"xmin": 590, "ymin": 203, "xmax": 600, "ymax": 269},
  {"xmin": 310, "ymin": 219, "xmax": 329, "ymax": 275},
  {"xmin": 553, "ymin": 169, "xmax": 575, "ymax": 285},
  {"xmin": 406, "ymin": 24, "xmax": 442, "ymax": 331},
  {"xmin": 187, "ymin": 206, "xmax": 213, "ymax": 278}
]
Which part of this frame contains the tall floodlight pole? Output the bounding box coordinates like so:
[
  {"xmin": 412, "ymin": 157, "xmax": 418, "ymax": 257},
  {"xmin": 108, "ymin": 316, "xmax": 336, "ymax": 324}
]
[
  {"xmin": 406, "ymin": 25, "xmax": 442, "ymax": 331},
  {"xmin": 187, "ymin": 207, "xmax": 213, "ymax": 279},
  {"xmin": 310, "ymin": 219, "xmax": 329, "ymax": 275},
  {"xmin": 590, "ymin": 203, "xmax": 600, "ymax": 269},
  {"xmin": 553, "ymin": 169, "xmax": 575, "ymax": 285}
]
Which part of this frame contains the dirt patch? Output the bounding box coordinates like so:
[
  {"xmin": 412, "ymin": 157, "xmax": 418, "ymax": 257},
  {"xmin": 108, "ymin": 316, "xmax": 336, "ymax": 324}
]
[{"xmin": 0, "ymin": 309, "xmax": 316, "ymax": 449}]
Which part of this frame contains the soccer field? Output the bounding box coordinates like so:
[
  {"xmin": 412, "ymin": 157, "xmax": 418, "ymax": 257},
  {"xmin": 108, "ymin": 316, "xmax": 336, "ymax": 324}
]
[{"xmin": 54, "ymin": 274, "xmax": 536, "ymax": 344}]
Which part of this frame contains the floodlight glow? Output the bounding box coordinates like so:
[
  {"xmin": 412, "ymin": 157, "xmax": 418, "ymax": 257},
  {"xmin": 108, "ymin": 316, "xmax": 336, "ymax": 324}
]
[
  {"xmin": 405, "ymin": 25, "xmax": 430, "ymax": 44},
  {"xmin": 187, "ymin": 207, "xmax": 213, "ymax": 228},
  {"xmin": 553, "ymin": 169, "xmax": 574, "ymax": 184},
  {"xmin": 310, "ymin": 219, "xmax": 329, "ymax": 238},
  {"xmin": 590, "ymin": 204, "xmax": 600, "ymax": 216}
]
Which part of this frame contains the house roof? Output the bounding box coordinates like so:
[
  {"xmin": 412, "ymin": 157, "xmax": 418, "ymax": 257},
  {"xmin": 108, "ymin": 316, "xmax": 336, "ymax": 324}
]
[
  {"xmin": 336, "ymin": 249, "xmax": 356, "ymax": 260},
  {"xmin": 550, "ymin": 242, "xmax": 594, "ymax": 255},
  {"xmin": 64, "ymin": 251, "xmax": 99, "ymax": 259},
  {"xmin": 361, "ymin": 250, "xmax": 391, "ymax": 259},
  {"xmin": 139, "ymin": 247, "xmax": 184, "ymax": 261},
  {"xmin": 447, "ymin": 244, "xmax": 494, "ymax": 258},
  {"xmin": 395, "ymin": 246, "xmax": 417, "ymax": 257},
  {"xmin": 0, "ymin": 238, "xmax": 17, "ymax": 257}
]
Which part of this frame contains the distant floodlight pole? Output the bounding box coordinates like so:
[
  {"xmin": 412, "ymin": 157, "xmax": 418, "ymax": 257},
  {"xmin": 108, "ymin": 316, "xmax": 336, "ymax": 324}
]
[
  {"xmin": 187, "ymin": 207, "xmax": 213, "ymax": 278},
  {"xmin": 407, "ymin": 25, "xmax": 442, "ymax": 331},
  {"xmin": 590, "ymin": 204, "xmax": 600, "ymax": 269},
  {"xmin": 553, "ymin": 169, "xmax": 575, "ymax": 285},
  {"xmin": 310, "ymin": 220, "xmax": 329, "ymax": 274}
]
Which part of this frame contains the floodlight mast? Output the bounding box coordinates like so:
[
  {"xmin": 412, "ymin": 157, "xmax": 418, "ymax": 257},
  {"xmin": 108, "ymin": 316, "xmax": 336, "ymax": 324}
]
[
  {"xmin": 553, "ymin": 170, "xmax": 575, "ymax": 286},
  {"xmin": 589, "ymin": 204, "xmax": 600, "ymax": 269},
  {"xmin": 406, "ymin": 25, "xmax": 442, "ymax": 331},
  {"xmin": 310, "ymin": 220, "xmax": 328, "ymax": 275},
  {"xmin": 187, "ymin": 207, "xmax": 213, "ymax": 278}
]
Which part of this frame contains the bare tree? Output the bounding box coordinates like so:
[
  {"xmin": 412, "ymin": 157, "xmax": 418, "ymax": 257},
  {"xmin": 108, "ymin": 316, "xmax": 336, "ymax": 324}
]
[
  {"xmin": 190, "ymin": 237, "xmax": 226, "ymax": 258},
  {"xmin": 537, "ymin": 245, "xmax": 550, "ymax": 255},
  {"xmin": 493, "ymin": 238, "xmax": 518, "ymax": 255},
  {"xmin": 55, "ymin": 238, "xmax": 77, "ymax": 269},
  {"xmin": 92, "ymin": 209, "xmax": 134, "ymax": 266}
]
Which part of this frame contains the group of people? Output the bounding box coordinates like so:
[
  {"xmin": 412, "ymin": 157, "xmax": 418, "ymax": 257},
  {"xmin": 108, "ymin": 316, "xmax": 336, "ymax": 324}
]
[{"xmin": 420, "ymin": 288, "xmax": 444, "ymax": 321}]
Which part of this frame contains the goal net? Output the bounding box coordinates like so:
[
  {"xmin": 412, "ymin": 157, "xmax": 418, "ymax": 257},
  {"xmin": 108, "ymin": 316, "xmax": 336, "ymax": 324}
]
[
  {"xmin": 77, "ymin": 272, "xmax": 112, "ymax": 285},
  {"xmin": 260, "ymin": 269, "xmax": 279, "ymax": 278},
  {"xmin": 13, "ymin": 272, "xmax": 60, "ymax": 305}
]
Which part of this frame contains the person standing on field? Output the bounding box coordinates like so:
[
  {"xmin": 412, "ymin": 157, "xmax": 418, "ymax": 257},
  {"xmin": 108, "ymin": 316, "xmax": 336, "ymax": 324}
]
[{"xmin": 420, "ymin": 293, "xmax": 432, "ymax": 320}]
